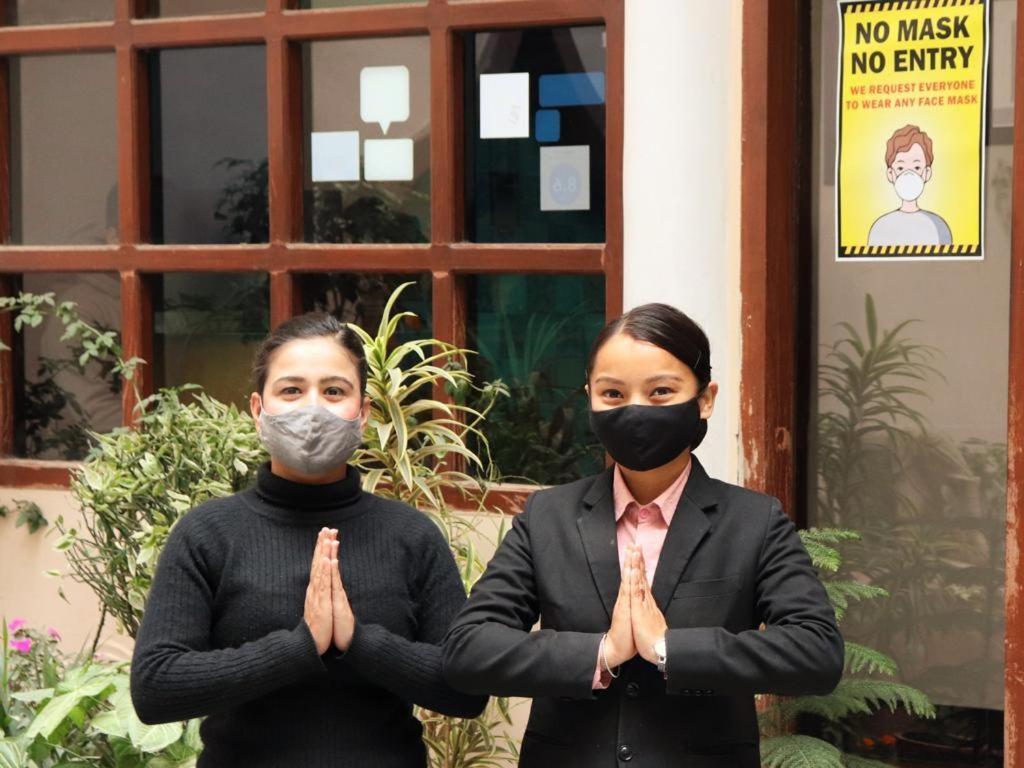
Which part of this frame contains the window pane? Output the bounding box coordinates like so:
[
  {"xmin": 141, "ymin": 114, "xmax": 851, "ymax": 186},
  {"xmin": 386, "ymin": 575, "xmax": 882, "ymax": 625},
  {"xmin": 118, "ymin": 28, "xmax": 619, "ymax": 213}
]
[
  {"xmin": 13, "ymin": 274, "xmax": 122, "ymax": 460},
  {"xmin": 466, "ymin": 26, "xmax": 606, "ymax": 243},
  {"xmin": 299, "ymin": 273, "xmax": 431, "ymax": 341},
  {"xmin": 4, "ymin": 1, "xmax": 112, "ymax": 25},
  {"xmin": 303, "ymin": 37, "xmax": 430, "ymax": 243},
  {"xmin": 150, "ymin": 46, "xmax": 268, "ymax": 244},
  {"xmin": 153, "ymin": 274, "xmax": 269, "ymax": 407},
  {"xmin": 146, "ymin": 0, "xmax": 263, "ymax": 16},
  {"xmin": 466, "ymin": 275, "xmax": 605, "ymax": 485},
  {"xmin": 9, "ymin": 54, "xmax": 118, "ymax": 244}
]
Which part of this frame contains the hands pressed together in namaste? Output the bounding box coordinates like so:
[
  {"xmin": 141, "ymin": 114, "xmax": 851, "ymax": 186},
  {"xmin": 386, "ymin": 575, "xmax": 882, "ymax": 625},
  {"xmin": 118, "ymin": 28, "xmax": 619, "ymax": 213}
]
[
  {"xmin": 604, "ymin": 545, "xmax": 669, "ymax": 668},
  {"xmin": 303, "ymin": 527, "xmax": 356, "ymax": 655}
]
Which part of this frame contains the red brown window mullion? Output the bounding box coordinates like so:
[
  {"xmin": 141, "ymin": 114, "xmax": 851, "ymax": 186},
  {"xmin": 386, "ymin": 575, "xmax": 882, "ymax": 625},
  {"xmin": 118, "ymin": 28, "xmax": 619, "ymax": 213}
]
[
  {"xmin": 117, "ymin": 11, "xmax": 155, "ymax": 423},
  {"xmin": 0, "ymin": 55, "xmax": 12, "ymax": 456}
]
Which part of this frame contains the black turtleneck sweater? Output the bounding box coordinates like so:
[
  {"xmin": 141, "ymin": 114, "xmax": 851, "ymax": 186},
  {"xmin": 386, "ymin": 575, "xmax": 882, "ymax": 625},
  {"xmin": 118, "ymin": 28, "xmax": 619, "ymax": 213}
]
[{"xmin": 131, "ymin": 462, "xmax": 487, "ymax": 767}]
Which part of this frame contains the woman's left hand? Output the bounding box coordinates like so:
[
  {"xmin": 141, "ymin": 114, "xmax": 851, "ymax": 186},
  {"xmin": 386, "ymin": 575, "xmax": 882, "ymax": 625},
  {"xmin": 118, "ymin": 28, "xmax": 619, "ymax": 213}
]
[
  {"xmin": 327, "ymin": 533, "xmax": 356, "ymax": 652},
  {"xmin": 628, "ymin": 548, "xmax": 667, "ymax": 664}
]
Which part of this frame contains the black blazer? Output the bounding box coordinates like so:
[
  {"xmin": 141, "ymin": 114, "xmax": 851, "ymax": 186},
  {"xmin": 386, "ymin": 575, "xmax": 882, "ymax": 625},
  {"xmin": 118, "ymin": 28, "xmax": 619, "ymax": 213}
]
[{"xmin": 442, "ymin": 456, "xmax": 844, "ymax": 767}]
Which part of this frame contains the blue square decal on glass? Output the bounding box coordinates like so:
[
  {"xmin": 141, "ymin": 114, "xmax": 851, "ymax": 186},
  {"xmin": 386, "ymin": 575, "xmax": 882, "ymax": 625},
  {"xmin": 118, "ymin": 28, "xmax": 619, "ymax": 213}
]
[{"xmin": 535, "ymin": 109, "xmax": 561, "ymax": 143}]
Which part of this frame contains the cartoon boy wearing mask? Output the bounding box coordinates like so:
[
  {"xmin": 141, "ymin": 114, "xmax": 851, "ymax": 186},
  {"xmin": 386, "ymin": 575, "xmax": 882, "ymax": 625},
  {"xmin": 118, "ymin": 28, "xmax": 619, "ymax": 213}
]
[{"xmin": 867, "ymin": 124, "xmax": 952, "ymax": 247}]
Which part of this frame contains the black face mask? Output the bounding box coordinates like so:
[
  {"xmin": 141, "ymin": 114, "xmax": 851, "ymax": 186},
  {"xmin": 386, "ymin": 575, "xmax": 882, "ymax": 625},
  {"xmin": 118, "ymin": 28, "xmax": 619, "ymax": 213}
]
[{"xmin": 589, "ymin": 397, "xmax": 706, "ymax": 472}]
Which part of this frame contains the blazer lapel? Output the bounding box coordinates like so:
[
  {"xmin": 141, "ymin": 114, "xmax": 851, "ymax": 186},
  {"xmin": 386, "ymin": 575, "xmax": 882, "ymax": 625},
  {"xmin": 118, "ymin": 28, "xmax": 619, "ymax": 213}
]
[
  {"xmin": 650, "ymin": 456, "xmax": 719, "ymax": 610},
  {"xmin": 577, "ymin": 468, "xmax": 620, "ymax": 621}
]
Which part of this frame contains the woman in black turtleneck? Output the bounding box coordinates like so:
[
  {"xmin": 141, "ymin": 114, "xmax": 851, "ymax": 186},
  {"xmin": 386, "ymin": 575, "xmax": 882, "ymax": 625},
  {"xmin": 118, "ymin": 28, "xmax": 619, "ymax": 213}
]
[{"xmin": 130, "ymin": 313, "xmax": 486, "ymax": 767}]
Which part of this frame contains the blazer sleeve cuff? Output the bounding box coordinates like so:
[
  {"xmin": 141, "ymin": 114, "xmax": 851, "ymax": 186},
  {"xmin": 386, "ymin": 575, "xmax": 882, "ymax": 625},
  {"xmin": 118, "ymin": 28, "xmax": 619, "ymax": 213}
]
[{"xmin": 664, "ymin": 627, "xmax": 722, "ymax": 696}]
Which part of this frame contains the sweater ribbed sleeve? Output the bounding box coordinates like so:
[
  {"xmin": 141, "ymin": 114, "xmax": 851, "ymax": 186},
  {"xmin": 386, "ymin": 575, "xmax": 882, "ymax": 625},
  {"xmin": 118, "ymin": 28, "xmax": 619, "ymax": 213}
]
[
  {"xmin": 334, "ymin": 521, "xmax": 485, "ymax": 718},
  {"xmin": 130, "ymin": 513, "xmax": 325, "ymax": 724}
]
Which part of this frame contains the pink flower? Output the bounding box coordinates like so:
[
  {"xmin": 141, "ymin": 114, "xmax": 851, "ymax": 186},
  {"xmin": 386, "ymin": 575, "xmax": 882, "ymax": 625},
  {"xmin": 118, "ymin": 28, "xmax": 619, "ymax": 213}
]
[
  {"xmin": 9, "ymin": 637, "xmax": 32, "ymax": 653},
  {"xmin": 7, "ymin": 618, "xmax": 25, "ymax": 633},
  {"xmin": 47, "ymin": 627, "xmax": 61, "ymax": 641}
]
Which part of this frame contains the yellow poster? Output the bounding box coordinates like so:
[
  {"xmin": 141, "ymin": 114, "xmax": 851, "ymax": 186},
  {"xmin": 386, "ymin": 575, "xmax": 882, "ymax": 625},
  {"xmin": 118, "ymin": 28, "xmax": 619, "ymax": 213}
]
[{"xmin": 836, "ymin": 0, "xmax": 989, "ymax": 260}]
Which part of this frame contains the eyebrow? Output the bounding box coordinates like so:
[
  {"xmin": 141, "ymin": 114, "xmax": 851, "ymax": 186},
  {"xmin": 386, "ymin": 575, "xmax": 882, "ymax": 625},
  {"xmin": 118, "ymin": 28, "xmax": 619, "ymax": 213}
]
[
  {"xmin": 272, "ymin": 375, "xmax": 353, "ymax": 387},
  {"xmin": 593, "ymin": 374, "xmax": 686, "ymax": 385}
]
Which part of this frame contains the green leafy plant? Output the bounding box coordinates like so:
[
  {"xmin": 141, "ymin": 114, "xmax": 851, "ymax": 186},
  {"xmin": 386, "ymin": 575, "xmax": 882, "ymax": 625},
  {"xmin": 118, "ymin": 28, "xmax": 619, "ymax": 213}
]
[
  {"xmin": 0, "ymin": 620, "xmax": 201, "ymax": 767},
  {"xmin": 0, "ymin": 292, "xmax": 142, "ymax": 459},
  {"xmin": 0, "ymin": 500, "xmax": 47, "ymax": 534},
  {"xmin": 759, "ymin": 528, "xmax": 935, "ymax": 768},
  {"xmin": 815, "ymin": 294, "xmax": 1006, "ymax": 708}
]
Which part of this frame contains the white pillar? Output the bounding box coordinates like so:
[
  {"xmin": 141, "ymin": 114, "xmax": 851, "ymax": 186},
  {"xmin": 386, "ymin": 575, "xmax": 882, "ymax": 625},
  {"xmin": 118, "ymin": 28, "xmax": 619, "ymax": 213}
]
[{"xmin": 623, "ymin": 0, "xmax": 743, "ymax": 482}]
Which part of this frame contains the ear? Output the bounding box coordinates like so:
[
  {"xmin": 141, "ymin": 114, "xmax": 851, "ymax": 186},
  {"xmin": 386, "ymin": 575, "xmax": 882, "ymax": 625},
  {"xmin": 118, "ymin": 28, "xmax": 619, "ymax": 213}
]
[
  {"xmin": 923, "ymin": 166, "xmax": 932, "ymax": 183},
  {"xmin": 886, "ymin": 167, "xmax": 896, "ymax": 184},
  {"xmin": 699, "ymin": 382, "xmax": 719, "ymax": 421},
  {"xmin": 360, "ymin": 395, "xmax": 372, "ymax": 430},
  {"xmin": 249, "ymin": 391, "xmax": 263, "ymax": 429}
]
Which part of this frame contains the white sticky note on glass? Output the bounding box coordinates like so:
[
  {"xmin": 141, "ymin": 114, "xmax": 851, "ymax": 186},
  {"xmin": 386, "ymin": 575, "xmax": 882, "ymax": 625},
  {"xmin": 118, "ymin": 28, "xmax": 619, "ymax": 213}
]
[
  {"xmin": 311, "ymin": 131, "xmax": 360, "ymax": 182},
  {"xmin": 540, "ymin": 145, "xmax": 590, "ymax": 211},
  {"xmin": 360, "ymin": 66, "xmax": 410, "ymax": 135},
  {"xmin": 480, "ymin": 72, "xmax": 530, "ymax": 139},
  {"xmin": 364, "ymin": 138, "xmax": 414, "ymax": 181}
]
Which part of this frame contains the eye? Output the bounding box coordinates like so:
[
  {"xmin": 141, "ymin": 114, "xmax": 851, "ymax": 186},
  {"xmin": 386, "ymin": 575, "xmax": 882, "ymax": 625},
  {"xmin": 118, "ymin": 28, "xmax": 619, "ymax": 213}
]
[
  {"xmin": 324, "ymin": 386, "xmax": 346, "ymax": 397},
  {"xmin": 280, "ymin": 386, "xmax": 301, "ymax": 395},
  {"xmin": 601, "ymin": 388, "xmax": 623, "ymax": 399},
  {"xmin": 651, "ymin": 386, "xmax": 674, "ymax": 397}
]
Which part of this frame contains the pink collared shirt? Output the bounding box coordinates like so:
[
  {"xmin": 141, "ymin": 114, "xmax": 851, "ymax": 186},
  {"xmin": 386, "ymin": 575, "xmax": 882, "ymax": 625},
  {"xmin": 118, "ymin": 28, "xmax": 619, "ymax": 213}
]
[{"xmin": 593, "ymin": 460, "xmax": 693, "ymax": 688}]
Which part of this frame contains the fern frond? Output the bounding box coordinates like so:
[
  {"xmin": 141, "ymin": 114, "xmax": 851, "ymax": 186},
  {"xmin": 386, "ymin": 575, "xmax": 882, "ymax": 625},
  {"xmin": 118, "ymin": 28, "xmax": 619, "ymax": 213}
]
[
  {"xmin": 843, "ymin": 755, "xmax": 894, "ymax": 768},
  {"xmin": 761, "ymin": 735, "xmax": 843, "ymax": 768},
  {"xmin": 827, "ymin": 580, "xmax": 889, "ymax": 620},
  {"xmin": 844, "ymin": 642, "xmax": 898, "ymax": 677},
  {"xmin": 778, "ymin": 679, "xmax": 936, "ymax": 722}
]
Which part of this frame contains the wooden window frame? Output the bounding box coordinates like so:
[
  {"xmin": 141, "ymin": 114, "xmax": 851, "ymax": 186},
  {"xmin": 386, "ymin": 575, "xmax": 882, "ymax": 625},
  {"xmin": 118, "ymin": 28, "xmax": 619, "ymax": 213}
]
[
  {"xmin": 741, "ymin": 0, "xmax": 1024, "ymax": 760},
  {"xmin": 0, "ymin": 0, "xmax": 624, "ymax": 495}
]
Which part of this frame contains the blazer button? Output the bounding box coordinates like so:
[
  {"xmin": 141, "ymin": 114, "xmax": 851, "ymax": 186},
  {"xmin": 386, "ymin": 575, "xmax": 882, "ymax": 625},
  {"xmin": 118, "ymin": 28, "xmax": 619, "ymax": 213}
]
[
  {"xmin": 626, "ymin": 682, "xmax": 640, "ymax": 698},
  {"xmin": 617, "ymin": 744, "xmax": 633, "ymax": 762}
]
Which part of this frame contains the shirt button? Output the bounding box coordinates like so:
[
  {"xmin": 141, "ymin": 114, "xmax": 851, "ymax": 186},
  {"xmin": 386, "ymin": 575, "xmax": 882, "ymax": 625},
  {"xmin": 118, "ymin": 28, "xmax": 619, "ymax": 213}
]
[
  {"xmin": 626, "ymin": 681, "xmax": 640, "ymax": 698},
  {"xmin": 617, "ymin": 744, "xmax": 633, "ymax": 762}
]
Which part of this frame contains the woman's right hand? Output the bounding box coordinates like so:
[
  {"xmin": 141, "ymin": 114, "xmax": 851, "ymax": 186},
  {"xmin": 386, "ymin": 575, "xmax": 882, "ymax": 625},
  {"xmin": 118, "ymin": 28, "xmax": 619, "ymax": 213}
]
[
  {"xmin": 604, "ymin": 564, "xmax": 638, "ymax": 668},
  {"xmin": 304, "ymin": 528, "xmax": 334, "ymax": 655}
]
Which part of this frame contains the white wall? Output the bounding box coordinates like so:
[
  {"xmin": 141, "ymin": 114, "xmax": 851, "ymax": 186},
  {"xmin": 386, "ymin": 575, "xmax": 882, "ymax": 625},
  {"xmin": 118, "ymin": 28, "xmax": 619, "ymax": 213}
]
[{"xmin": 623, "ymin": 0, "xmax": 744, "ymax": 484}]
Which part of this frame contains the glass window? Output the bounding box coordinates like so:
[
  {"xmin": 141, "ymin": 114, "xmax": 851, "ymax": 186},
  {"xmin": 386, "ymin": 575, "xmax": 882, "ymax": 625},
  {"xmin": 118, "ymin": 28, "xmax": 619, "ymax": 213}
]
[
  {"xmin": 152, "ymin": 273, "xmax": 269, "ymax": 407},
  {"xmin": 466, "ymin": 25, "xmax": 606, "ymax": 243},
  {"xmin": 145, "ymin": 0, "xmax": 264, "ymax": 16},
  {"xmin": 150, "ymin": 46, "xmax": 268, "ymax": 245},
  {"xmin": 802, "ymin": 0, "xmax": 1014, "ymax": 762},
  {"xmin": 299, "ymin": 273, "xmax": 432, "ymax": 342},
  {"xmin": 9, "ymin": 54, "xmax": 118, "ymax": 245},
  {"xmin": 466, "ymin": 275, "xmax": 605, "ymax": 485},
  {"xmin": 4, "ymin": 1, "xmax": 112, "ymax": 25},
  {"xmin": 303, "ymin": 37, "xmax": 430, "ymax": 243},
  {"xmin": 13, "ymin": 273, "xmax": 122, "ymax": 460}
]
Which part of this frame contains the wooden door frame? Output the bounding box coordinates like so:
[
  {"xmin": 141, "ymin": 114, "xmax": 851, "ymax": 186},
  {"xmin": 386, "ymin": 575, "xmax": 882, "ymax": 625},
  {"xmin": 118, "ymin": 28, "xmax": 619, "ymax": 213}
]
[{"xmin": 741, "ymin": 0, "xmax": 1024, "ymax": 760}]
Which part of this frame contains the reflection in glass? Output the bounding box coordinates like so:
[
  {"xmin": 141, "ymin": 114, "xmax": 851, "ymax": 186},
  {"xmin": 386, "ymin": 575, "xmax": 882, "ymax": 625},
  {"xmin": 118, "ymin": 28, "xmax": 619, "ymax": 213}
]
[
  {"xmin": 300, "ymin": 274, "xmax": 432, "ymax": 343},
  {"xmin": 153, "ymin": 274, "xmax": 269, "ymax": 408},
  {"xmin": 4, "ymin": 1, "xmax": 112, "ymax": 25},
  {"xmin": 14, "ymin": 274, "xmax": 122, "ymax": 460},
  {"xmin": 800, "ymin": 1, "xmax": 1014, "ymax": 763},
  {"xmin": 303, "ymin": 38, "xmax": 430, "ymax": 243},
  {"xmin": 150, "ymin": 46, "xmax": 268, "ymax": 244},
  {"xmin": 146, "ymin": 0, "xmax": 264, "ymax": 16},
  {"xmin": 9, "ymin": 54, "xmax": 118, "ymax": 244},
  {"xmin": 467, "ymin": 26, "xmax": 606, "ymax": 243},
  {"xmin": 466, "ymin": 275, "xmax": 605, "ymax": 485}
]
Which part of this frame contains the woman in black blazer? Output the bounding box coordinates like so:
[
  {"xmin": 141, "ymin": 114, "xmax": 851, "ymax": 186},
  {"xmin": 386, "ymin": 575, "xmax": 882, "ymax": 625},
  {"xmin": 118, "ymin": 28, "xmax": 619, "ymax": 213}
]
[{"xmin": 443, "ymin": 303, "xmax": 843, "ymax": 767}]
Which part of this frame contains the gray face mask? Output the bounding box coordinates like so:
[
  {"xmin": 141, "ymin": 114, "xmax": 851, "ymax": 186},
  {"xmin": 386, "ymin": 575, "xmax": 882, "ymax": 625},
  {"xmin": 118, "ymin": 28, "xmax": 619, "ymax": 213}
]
[{"xmin": 257, "ymin": 399, "xmax": 363, "ymax": 476}]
